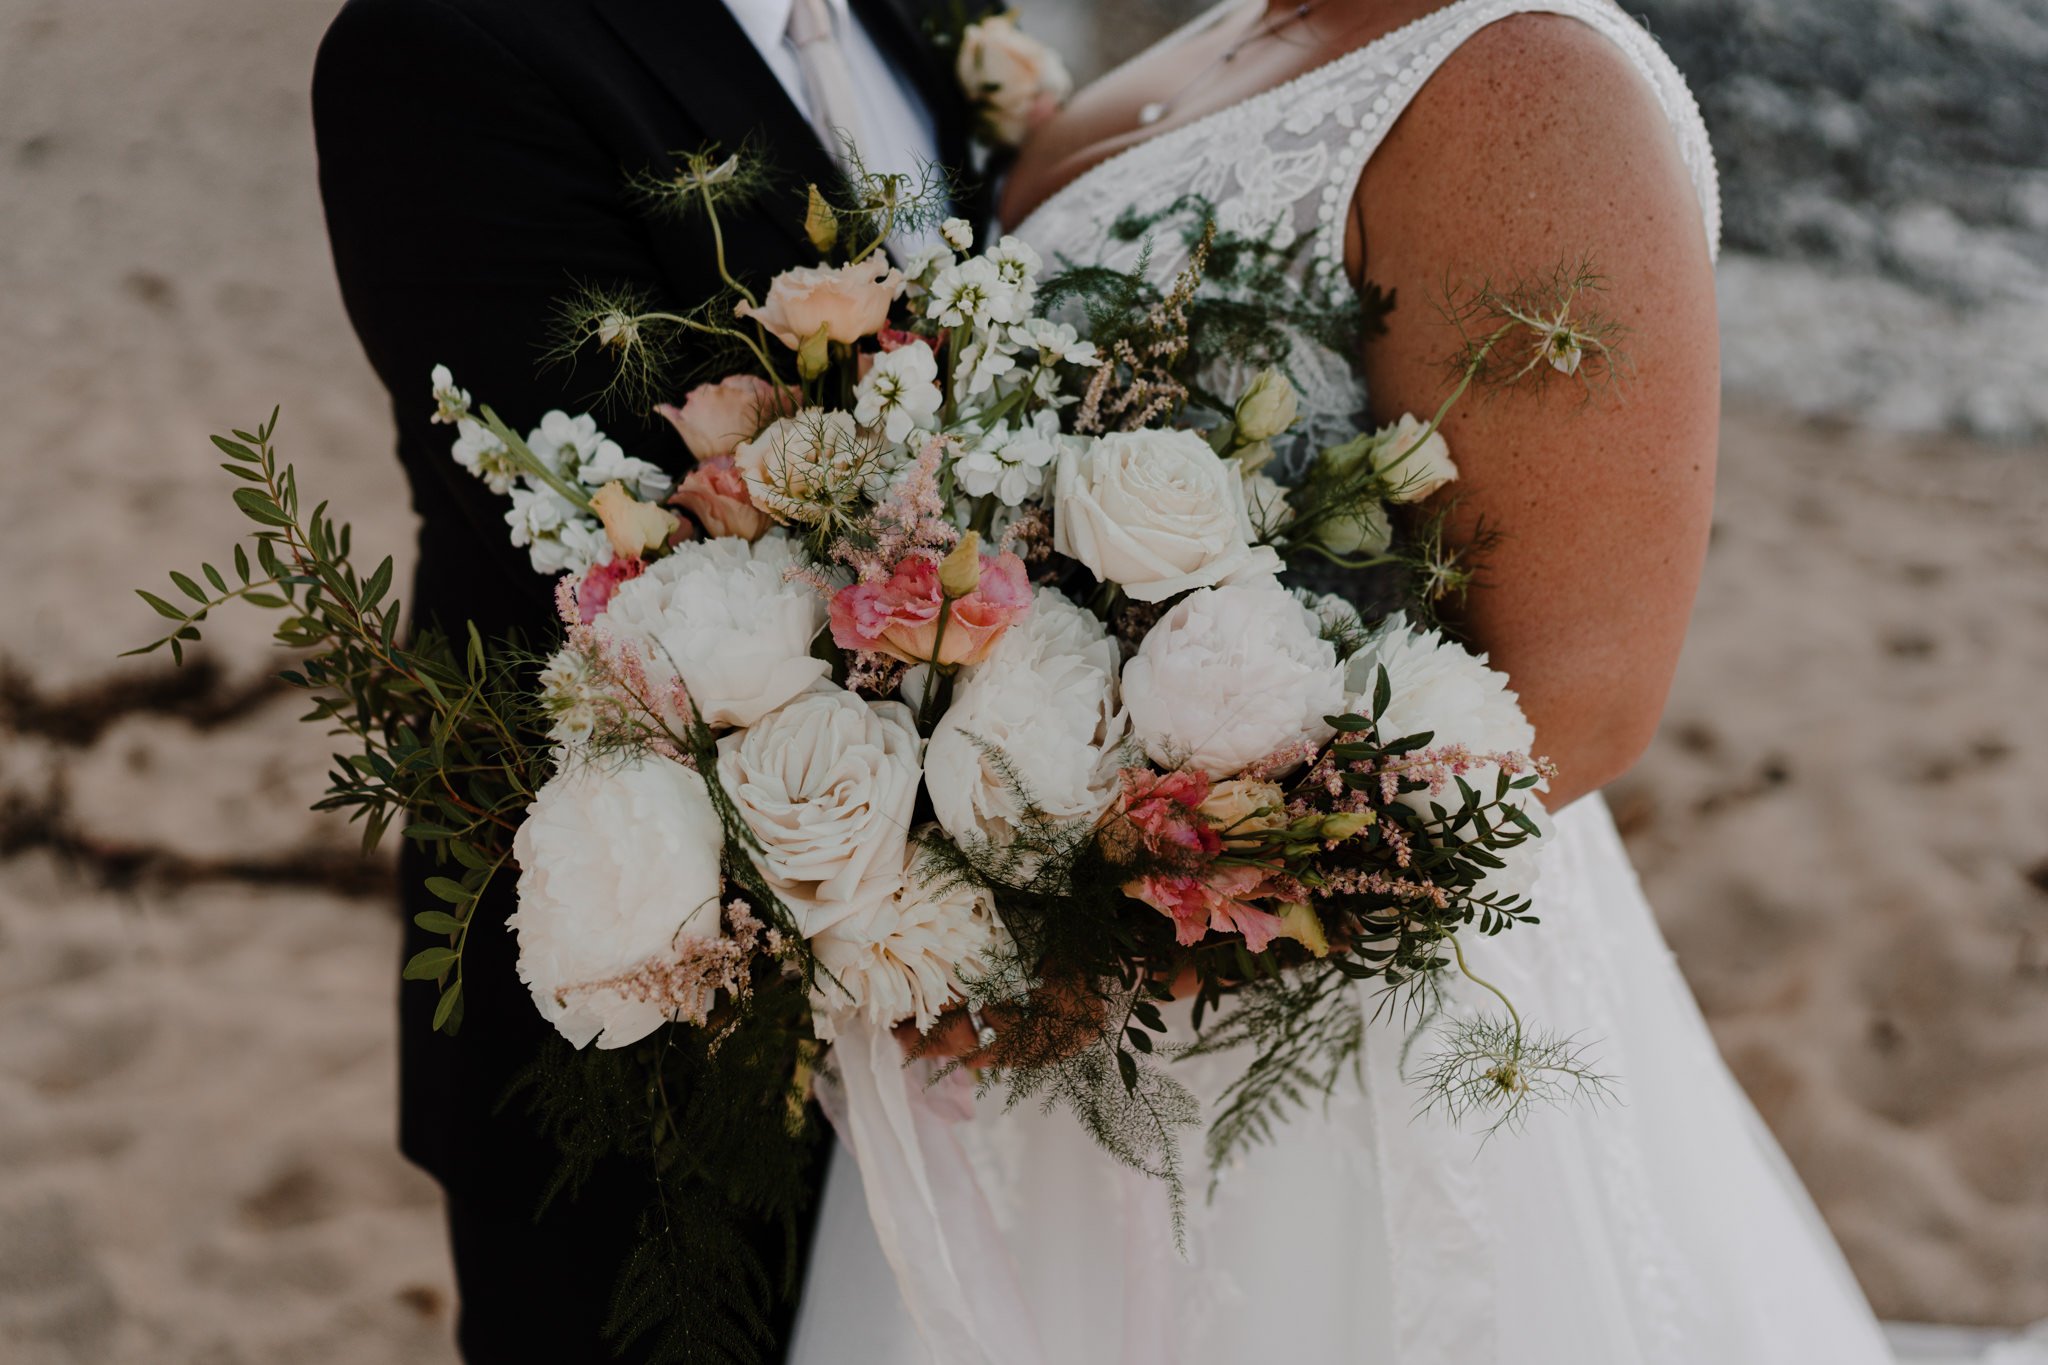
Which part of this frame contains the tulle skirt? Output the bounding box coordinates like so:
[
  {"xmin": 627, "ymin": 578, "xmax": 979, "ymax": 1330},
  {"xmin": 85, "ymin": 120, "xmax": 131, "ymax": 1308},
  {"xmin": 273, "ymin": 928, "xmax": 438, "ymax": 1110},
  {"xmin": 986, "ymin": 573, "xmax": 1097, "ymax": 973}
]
[{"xmin": 789, "ymin": 795, "xmax": 1896, "ymax": 1364}]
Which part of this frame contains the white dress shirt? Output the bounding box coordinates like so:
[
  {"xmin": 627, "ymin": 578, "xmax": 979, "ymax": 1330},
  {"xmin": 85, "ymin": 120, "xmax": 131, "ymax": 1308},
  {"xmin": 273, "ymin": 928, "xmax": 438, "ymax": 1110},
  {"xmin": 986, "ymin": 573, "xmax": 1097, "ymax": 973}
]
[{"xmin": 721, "ymin": 0, "xmax": 941, "ymax": 196}]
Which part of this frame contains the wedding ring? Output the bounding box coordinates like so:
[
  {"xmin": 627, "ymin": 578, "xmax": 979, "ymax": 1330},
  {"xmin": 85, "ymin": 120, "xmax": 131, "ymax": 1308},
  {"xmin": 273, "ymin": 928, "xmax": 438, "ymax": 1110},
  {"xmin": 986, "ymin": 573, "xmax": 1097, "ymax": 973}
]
[{"xmin": 967, "ymin": 1007, "xmax": 998, "ymax": 1052}]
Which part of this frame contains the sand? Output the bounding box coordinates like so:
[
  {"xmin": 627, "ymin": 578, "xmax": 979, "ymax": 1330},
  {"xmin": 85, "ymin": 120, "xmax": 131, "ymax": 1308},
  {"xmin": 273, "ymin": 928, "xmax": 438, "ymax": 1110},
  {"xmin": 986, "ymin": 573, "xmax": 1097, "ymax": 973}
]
[{"xmin": 1, "ymin": 0, "xmax": 2043, "ymax": 1360}]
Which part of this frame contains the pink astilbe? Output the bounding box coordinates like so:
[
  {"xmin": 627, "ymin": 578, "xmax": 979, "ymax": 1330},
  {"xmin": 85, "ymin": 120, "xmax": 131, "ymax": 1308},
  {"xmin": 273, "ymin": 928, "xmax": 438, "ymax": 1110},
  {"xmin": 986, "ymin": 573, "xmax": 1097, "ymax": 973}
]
[
  {"xmin": 836, "ymin": 437, "xmax": 957, "ymax": 584},
  {"xmin": 828, "ymin": 549, "xmax": 1031, "ymax": 667},
  {"xmin": 573, "ymin": 554, "xmax": 645, "ymax": 625},
  {"xmin": 557, "ymin": 613, "xmax": 698, "ymax": 767},
  {"xmin": 565, "ymin": 901, "xmax": 773, "ymax": 1029}
]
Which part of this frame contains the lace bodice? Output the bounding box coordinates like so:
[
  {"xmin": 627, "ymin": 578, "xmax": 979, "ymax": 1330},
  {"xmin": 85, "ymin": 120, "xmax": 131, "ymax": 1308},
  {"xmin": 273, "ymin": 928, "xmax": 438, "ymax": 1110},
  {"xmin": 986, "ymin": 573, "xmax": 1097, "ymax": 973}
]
[{"xmin": 1016, "ymin": 0, "xmax": 1720, "ymax": 450}]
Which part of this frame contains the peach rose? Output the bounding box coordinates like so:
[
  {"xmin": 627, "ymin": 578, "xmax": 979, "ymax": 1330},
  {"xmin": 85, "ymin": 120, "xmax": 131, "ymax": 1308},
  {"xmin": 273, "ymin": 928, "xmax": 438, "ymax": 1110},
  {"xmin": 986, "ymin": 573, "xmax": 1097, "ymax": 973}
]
[
  {"xmin": 657, "ymin": 374, "xmax": 793, "ymax": 461},
  {"xmin": 668, "ymin": 456, "xmax": 773, "ymax": 542},
  {"xmin": 735, "ymin": 253, "xmax": 905, "ymax": 350},
  {"xmin": 958, "ymin": 15, "xmax": 1072, "ymax": 146}
]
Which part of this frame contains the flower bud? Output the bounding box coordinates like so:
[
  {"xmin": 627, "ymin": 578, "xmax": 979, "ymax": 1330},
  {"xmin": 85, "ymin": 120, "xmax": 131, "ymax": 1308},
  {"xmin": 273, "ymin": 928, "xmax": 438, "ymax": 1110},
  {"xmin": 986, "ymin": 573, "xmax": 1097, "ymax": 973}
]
[
  {"xmin": 1233, "ymin": 367, "xmax": 1299, "ymax": 444},
  {"xmin": 804, "ymin": 184, "xmax": 839, "ymax": 255},
  {"xmin": 1311, "ymin": 501, "xmax": 1392, "ymax": 559},
  {"xmin": 797, "ymin": 323, "xmax": 832, "ymax": 381},
  {"xmin": 1272, "ymin": 902, "xmax": 1330, "ymax": 958},
  {"xmin": 590, "ymin": 481, "xmax": 680, "ymax": 560},
  {"xmin": 938, "ymin": 531, "xmax": 983, "ymax": 599},
  {"xmin": 941, "ymin": 217, "xmax": 974, "ymax": 252},
  {"xmin": 1320, "ymin": 811, "xmax": 1375, "ymax": 842}
]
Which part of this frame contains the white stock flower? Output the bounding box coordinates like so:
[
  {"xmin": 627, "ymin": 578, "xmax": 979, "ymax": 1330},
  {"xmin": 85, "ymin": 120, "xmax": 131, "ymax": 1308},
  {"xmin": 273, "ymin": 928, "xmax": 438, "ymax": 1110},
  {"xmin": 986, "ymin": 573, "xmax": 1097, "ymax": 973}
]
[
  {"xmin": 537, "ymin": 646, "xmax": 607, "ymax": 746},
  {"xmin": 926, "ymin": 587, "xmax": 1128, "ymax": 854},
  {"xmin": 575, "ymin": 440, "xmax": 670, "ymax": 500},
  {"xmin": 1370, "ymin": 414, "xmax": 1458, "ymax": 503},
  {"xmin": 451, "ymin": 417, "xmax": 519, "ymax": 495},
  {"xmin": 599, "ymin": 532, "xmax": 831, "ymax": 729},
  {"xmin": 526, "ymin": 410, "xmax": 610, "ymax": 477},
  {"xmin": 940, "ymin": 217, "xmax": 975, "ymax": 252},
  {"xmin": 716, "ymin": 688, "xmax": 921, "ymax": 913},
  {"xmin": 956, "ymin": 409, "xmax": 1060, "ymax": 505},
  {"xmin": 853, "ymin": 342, "xmax": 942, "ymax": 444},
  {"xmin": 1122, "ymin": 580, "xmax": 1346, "ymax": 778},
  {"xmin": 509, "ymin": 754, "xmax": 726, "ymax": 1049},
  {"xmin": 1345, "ymin": 616, "xmax": 1550, "ymax": 898},
  {"xmin": 810, "ymin": 862, "xmax": 1001, "ymax": 1040},
  {"xmin": 953, "ymin": 333, "xmax": 1020, "ymax": 400},
  {"xmin": 506, "ymin": 485, "xmax": 609, "ymax": 576},
  {"xmin": 927, "ymin": 256, "xmax": 1020, "ymax": 329},
  {"xmin": 984, "ymin": 234, "xmax": 1042, "ymax": 300},
  {"xmin": 429, "ymin": 365, "xmax": 471, "ymax": 424},
  {"xmin": 1011, "ymin": 316, "xmax": 1098, "ymax": 368},
  {"xmin": 1052, "ymin": 428, "xmax": 1282, "ymax": 602}
]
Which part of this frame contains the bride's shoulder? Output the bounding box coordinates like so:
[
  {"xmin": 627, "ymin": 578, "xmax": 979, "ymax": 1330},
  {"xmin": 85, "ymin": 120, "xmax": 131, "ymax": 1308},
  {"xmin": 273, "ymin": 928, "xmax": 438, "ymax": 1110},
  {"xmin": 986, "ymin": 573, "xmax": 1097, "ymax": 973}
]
[{"xmin": 1356, "ymin": 8, "xmax": 1710, "ymax": 279}]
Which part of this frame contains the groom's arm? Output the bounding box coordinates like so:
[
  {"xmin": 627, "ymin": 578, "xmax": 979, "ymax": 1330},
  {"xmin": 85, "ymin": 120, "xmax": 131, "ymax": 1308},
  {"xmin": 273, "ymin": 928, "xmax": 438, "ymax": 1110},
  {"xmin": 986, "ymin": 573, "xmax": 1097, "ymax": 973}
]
[{"xmin": 313, "ymin": 0, "xmax": 683, "ymax": 629}]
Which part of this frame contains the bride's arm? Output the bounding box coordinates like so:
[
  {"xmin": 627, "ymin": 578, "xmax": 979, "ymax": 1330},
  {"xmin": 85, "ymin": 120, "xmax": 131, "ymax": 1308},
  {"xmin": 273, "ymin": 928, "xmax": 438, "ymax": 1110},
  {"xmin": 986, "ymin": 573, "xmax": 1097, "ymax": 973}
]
[{"xmin": 1351, "ymin": 14, "xmax": 1720, "ymax": 811}]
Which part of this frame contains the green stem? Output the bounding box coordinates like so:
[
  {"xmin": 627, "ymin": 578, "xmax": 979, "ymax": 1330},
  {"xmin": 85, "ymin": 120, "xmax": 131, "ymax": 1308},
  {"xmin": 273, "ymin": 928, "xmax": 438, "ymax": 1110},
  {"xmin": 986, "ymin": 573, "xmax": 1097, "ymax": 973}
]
[
  {"xmin": 1449, "ymin": 935, "xmax": 1522, "ymax": 1045},
  {"xmin": 698, "ymin": 176, "xmax": 757, "ymax": 309},
  {"xmin": 916, "ymin": 598, "xmax": 956, "ymax": 732}
]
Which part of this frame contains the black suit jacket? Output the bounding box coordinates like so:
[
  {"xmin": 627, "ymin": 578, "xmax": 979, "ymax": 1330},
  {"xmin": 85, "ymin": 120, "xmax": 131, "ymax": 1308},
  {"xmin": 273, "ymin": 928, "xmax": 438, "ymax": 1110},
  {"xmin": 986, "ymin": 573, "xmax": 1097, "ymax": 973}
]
[{"xmin": 313, "ymin": 1, "xmax": 968, "ymax": 1355}]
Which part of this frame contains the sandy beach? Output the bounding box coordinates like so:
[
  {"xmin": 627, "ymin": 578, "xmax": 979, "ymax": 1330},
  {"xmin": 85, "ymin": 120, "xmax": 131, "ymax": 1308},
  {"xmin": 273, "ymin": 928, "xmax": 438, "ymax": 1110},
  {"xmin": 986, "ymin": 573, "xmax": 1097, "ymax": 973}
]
[{"xmin": 1, "ymin": 0, "xmax": 2043, "ymax": 1360}]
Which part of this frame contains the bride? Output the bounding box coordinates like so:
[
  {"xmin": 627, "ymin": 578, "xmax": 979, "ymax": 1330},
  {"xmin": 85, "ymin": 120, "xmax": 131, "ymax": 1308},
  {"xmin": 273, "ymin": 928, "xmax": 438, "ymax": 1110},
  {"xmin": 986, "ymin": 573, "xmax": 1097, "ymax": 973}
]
[{"xmin": 793, "ymin": 1, "xmax": 1897, "ymax": 1360}]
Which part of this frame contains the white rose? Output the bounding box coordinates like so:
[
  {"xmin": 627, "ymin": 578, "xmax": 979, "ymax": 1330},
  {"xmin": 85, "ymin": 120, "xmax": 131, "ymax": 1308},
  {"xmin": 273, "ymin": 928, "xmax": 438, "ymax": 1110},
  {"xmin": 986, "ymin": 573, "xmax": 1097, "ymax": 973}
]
[
  {"xmin": 810, "ymin": 861, "xmax": 1002, "ymax": 1040},
  {"xmin": 598, "ymin": 531, "xmax": 830, "ymax": 730},
  {"xmin": 1371, "ymin": 414, "xmax": 1458, "ymax": 503},
  {"xmin": 509, "ymin": 755, "xmax": 726, "ymax": 1049},
  {"xmin": 1052, "ymin": 428, "xmax": 1282, "ymax": 602},
  {"xmin": 957, "ymin": 14, "xmax": 1073, "ymax": 146},
  {"xmin": 1345, "ymin": 616, "xmax": 1550, "ymax": 898},
  {"xmin": 926, "ymin": 588, "xmax": 1128, "ymax": 856},
  {"xmin": 1122, "ymin": 580, "xmax": 1346, "ymax": 778},
  {"xmin": 716, "ymin": 687, "xmax": 922, "ymax": 917}
]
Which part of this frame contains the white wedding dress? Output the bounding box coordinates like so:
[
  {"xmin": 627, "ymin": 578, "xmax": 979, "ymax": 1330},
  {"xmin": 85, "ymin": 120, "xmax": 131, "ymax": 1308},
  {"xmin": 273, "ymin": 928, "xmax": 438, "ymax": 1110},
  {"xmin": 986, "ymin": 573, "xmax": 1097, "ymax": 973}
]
[{"xmin": 791, "ymin": 3, "xmax": 1897, "ymax": 1361}]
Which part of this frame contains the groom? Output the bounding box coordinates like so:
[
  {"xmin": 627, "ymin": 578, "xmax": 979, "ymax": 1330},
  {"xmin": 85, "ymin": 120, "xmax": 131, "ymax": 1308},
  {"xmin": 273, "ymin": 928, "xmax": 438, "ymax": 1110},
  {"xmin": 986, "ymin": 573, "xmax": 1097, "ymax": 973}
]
[{"xmin": 312, "ymin": 0, "xmax": 970, "ymax": 1357}]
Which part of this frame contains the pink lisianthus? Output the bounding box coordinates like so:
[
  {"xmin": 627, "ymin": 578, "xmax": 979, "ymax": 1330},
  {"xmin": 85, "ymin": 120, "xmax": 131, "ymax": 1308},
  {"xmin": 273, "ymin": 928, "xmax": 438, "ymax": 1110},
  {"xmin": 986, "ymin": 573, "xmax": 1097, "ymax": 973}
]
[
  {"xmin": 736, "ymin": 253, "xmax": 905, "ymax": 350},
  {"xmin": 1115, "ymin": 767, "xmax": 1220, "ymax": 861},
  {"xmin": 574, "ymin": 554, "xmax": 645, "ymax": 625},
  {"xmin": 656, "ymin": 374, "xmax": 795, "ymax": 461},
  {"xmin": 668, "ymin": 456, "xmax": 773, "ymax": 541},
  {"xmin": 1123, "ymin": 865, "xmax": 1285, "ymax": 951},
  {"xmin": 828, "ymin": 550, "xmax": 1031, "ymax": 668}
]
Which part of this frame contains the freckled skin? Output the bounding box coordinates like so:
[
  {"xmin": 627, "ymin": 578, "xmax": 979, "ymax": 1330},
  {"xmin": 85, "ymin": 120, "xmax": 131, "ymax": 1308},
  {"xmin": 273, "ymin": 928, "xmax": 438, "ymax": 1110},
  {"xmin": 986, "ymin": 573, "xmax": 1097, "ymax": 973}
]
[{"xmin": 1007, "ymin": 1, "xmax": 1719, "ymax": 811}]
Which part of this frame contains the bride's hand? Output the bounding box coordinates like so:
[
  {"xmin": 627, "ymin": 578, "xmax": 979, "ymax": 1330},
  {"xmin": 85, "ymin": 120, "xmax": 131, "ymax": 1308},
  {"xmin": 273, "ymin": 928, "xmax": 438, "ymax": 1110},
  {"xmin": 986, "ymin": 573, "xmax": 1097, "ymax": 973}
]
[{"xmin": 894, "ymin": 979, "xmax": 1105, "ymax": 1064}]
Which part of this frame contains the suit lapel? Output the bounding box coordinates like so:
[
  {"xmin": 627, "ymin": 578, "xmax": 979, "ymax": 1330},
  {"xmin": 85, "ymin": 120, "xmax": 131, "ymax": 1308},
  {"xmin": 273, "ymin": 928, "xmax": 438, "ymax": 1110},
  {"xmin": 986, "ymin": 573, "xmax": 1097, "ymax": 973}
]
[{"xmin": 588, "ymin": 0, "xmax": 838, "ymax": 261}]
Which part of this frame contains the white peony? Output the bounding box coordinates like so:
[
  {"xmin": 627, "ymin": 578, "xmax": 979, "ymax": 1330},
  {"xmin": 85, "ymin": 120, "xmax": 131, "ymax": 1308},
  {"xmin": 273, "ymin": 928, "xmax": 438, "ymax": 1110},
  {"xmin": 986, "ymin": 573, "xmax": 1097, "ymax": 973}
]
[
  {"xmin": 598, "ymin": 532, "xmax": 830, "ymax": 730},
  {"xmin": 926, "ymin": 587, "xmax": 1128, "ymax": 854},
  {"xmin": 1345, "ymin": 616, "xmax": 1551, "ymax": 898},
  {"xmin": 1052, "ymin": 428, "xmax": 1282, "ymax": 602},
  {"xmin": 1370, "ymin": 414, "xmax": 1458, "ymax": 503},
  {"xmin": 716, "ymin": 687, "xmax": 922, "ymax": 917},
  {"xmin": 509, "ymin": 755, "xmax": 727, "ymax": 1049},
  {"xmin": 1122, "ymin": 580, "xmax": 1346, "ymax": 778},
  {"xmin": 853, "ymin": 342, "xmax": 942, "ymax": 444},
  {"xmin": 809, "ymin": 861, "xmax": 1002, "ymax": 1040}
]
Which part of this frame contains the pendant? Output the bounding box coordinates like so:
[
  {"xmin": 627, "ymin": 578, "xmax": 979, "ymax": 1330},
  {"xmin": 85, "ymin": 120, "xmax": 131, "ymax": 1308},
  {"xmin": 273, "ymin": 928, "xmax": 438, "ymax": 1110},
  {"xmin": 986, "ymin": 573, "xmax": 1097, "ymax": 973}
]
[{"xmin": 1138, "ymin": 101, "xmax": 1167, "ymax": 126}]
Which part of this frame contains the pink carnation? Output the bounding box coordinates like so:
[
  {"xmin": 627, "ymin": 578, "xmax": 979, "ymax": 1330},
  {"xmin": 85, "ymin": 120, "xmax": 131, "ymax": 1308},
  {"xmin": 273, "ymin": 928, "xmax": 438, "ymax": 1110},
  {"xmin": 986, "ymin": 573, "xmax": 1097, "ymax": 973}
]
[
  {"xmin": 1117, "ymin": 767, "xmax": 1220, "ymax": 860},
  {"xmin": 827, "ymin": 550, "xmax": 1031, "ymax": 667},
  {"xmin": 669, "ymin": 455, "xmax": 772, "ymax": 541},
  {"xmin": 1123, "ymin": 866, "xmax": 1284, "ymax": 951},
  {"xmin": 574, "ymin": 555, "xmax": 644, "ymax": 625}
]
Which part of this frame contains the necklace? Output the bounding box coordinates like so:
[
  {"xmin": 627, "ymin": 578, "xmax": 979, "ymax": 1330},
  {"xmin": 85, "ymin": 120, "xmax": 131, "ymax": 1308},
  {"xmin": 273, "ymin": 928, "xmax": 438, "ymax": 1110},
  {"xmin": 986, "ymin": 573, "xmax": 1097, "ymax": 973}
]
[{"xmin": 1137, "ymin": 0, "xmax": 1336, "ymax": 126}]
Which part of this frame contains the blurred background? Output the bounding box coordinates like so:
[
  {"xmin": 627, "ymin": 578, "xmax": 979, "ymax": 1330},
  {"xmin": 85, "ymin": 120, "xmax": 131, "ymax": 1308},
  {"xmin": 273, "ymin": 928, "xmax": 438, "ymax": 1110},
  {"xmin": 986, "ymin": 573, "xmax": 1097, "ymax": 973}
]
[{"xmin": 1, "ymin": 0, "xmax": 2042, "ymax": 1360}]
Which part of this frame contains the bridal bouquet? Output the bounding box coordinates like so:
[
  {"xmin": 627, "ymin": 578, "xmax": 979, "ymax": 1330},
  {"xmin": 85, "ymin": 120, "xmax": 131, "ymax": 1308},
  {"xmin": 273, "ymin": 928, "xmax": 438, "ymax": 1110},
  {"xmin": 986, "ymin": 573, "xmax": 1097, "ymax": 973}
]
[{"xmin": 132, "ymin": 130, "xmax": 1609, "ymax": 1358}]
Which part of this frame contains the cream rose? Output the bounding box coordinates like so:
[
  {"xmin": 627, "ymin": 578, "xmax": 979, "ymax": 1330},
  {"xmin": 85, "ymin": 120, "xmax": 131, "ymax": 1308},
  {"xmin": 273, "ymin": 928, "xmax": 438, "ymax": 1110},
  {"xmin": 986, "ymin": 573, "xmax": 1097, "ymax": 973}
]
[
  {"xmin": 957, "ymin": 14, "xmax": 1073, "ymax": 146},
  {"xmin": 925, "ymin": 588, "xmax": 1128, "ymax": 858},
  {"xmin": 1121, "ymin": 580, "xmax": 1347, "ymax": 778},
  {"xmin": 1198, "ymin": 778, "xmax": 1288, "ymax": 848},
  {"xmin": 509, "ymin": 754, "xmax": 726, "ymax": 1049},
  {"xmin": 598, "ymin": 531, "xmax": 831, "ymax": 730},
  {"xmin": 1052, "ymin": 429, "xmax": 1282, "ymax": 602},
  {"xmin": 734, "ymin": 408, "xmax": 874, "ymax": 525},
  {"xmin": 658, "ymin": 374, "xmax": 792, "ymax": 461},
  {"xmin": 715, "ymin": 687, "xmax": 922, "ymax": 917},
  {"xmin": 736, "ymin": 253, "xmax": 905, "ymax": 350}
]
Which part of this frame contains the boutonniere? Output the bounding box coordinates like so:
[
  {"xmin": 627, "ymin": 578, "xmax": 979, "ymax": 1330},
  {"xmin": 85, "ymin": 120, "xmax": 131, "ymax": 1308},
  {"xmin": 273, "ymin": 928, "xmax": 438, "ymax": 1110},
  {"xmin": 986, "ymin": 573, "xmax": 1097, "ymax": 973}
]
[{"xmin": 939, "ymin": 7, "xmax": 1073, "ymax": 149}]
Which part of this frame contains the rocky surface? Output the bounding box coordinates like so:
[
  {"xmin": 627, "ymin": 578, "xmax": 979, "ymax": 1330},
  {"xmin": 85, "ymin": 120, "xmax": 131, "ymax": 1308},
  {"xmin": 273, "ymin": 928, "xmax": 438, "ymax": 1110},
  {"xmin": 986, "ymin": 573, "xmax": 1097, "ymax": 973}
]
[{"xmin": 0, "ymin": 0, "xmax": 2042, "ymax": 1360}]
